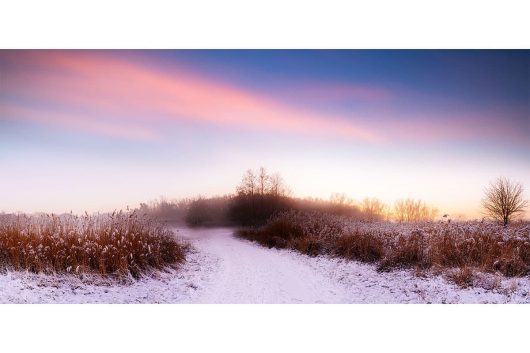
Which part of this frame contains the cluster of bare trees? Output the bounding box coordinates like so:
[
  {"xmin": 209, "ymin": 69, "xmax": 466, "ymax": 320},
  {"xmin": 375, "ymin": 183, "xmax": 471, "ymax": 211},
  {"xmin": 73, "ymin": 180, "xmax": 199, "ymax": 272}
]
[
  {"xmin": 361, "ymin": 198, "xmax": 391, "ymax": 222},
  {"xmin": 353, "ymin": 177, "xmax": 528, "ymax": 225},
  {"xmin": 355, "ymin": 177, "xmax": 527, "ymax": 225},
  {"xmin": 358, "ymin": 197, "xmax": 438, "ymax": 222},
  {"xmin": 236, "ymin": 167, "xmax": 290, "ymax": 197},
  {"xmin": 231, "ymin": 168, "xmax": 292, "ymax": 226},
  {"xmin": 327, "ymin": 195, "xmax": 438, "ymax": 222},
  {"xmin": 393, "ymin": 199, "xmax": 439, "ymax": 223},
  {"xmin": 138, "ymin": 170, "xmax": 527, "ymax": 227},
  {"xmin": 234, "ymin": 170, "xmax": 528, "ymax": 225}
]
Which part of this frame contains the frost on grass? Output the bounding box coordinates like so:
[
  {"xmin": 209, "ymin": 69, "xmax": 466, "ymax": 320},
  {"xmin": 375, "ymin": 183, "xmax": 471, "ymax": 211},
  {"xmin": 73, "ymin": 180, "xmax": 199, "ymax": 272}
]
[
  {"xmin": 0, "ymin": 211, "xmax": 186, "ymax": 280},
  {"xmin": 238, "ymin": 210, "xmax": 530, "ymax": 286},
  {"xmin": 1, "ymin": 226, "xmax": 529, "ymax": 303},
  {"xmin": 0, "ymin": 244, "xmax": 218, "ymax": 304}
]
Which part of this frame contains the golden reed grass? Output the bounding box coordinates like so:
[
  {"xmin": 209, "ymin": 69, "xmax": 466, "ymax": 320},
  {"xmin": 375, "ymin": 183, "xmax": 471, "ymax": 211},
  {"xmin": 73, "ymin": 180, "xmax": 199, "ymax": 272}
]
[
  {"xmin": 238, "ymin": 211, "xmax": 530, "ymax": 280},
  {"xmin": 0, "ymin": 211, "xmax": 185, "ymax": 279}
]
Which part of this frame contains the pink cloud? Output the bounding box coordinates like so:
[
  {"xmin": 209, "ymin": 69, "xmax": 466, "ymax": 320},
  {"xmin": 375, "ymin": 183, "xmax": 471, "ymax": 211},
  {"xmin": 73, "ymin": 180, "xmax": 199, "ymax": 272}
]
[
  {"xmin": 0, "ymin": 51, "xmax": 384, "ymax": 143},
  {"xmin": 3, "ymin": 105, "xmax": 158, "ymax": 141},
  {"xmin": 5, "ymin": 51, "xmax": 522, "ymax": 147}
]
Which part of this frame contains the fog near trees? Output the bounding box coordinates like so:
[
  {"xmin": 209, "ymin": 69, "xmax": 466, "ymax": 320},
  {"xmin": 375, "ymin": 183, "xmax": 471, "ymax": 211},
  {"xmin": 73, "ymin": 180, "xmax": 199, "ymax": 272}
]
[{"xmin": 132, "ymin": 167, "xmax": 447, "ymax": 227}]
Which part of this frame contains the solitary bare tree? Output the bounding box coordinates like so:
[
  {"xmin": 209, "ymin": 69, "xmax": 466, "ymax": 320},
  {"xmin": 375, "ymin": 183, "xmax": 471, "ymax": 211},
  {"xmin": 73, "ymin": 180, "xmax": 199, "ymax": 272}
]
[{"xmin": 482, "ymin": 177, "xmax": 528, "ymax": 226}]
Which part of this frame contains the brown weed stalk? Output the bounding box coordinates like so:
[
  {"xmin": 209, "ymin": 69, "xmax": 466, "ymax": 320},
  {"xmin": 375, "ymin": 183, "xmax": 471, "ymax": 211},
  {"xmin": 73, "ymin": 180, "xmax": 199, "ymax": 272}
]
[
  {"xmin": 238, "ymin": 211, "xmax": 530, "ymax": 280},
  {"xmin": 0, "ymin": 211, "xmax": 185, "ymax": 279}
]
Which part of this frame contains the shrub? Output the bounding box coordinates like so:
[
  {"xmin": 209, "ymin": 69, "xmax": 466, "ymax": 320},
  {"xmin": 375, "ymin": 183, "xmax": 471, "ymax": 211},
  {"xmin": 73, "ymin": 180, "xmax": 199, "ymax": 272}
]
[
  {"xmin": 229, "ymin": 194, "xmax": 293, "ymax": 227},
  {"xmin": 238, "ymin": 214, "xmax": 304, "ymax": 249}
]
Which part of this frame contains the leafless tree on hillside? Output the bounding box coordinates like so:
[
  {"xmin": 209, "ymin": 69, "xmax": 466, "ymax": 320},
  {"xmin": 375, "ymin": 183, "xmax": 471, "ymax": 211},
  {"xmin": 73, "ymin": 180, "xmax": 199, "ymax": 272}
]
[{"xmin": 236, "ymin": 167, "xmax": 289, "ymax": 197}]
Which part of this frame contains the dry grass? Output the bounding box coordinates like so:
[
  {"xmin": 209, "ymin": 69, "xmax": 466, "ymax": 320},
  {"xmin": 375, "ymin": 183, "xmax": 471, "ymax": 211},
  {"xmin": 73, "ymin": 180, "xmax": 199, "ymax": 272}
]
[
  {"xmin": 448, "ymin": 267, "xmax": 474, "ymax": 288},
  {"xmin": 238, "ymin": 210, "xmax": 530, "ymax": 285},
  {"xmin": 331, "ymin": 231, "xmax": 384, "ymax": 262},
  {"xmin": 0, "ymin": 211, "xmax": 186, "ymax": 279}
]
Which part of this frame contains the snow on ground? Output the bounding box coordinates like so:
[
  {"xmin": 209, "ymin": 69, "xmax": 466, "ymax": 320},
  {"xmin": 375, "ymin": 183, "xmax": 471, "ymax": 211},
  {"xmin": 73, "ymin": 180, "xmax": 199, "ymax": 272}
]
[
  {"xmin": 1, "ymin": 227, "xmax": 529, "ymax": 303},
  {"xmin": 297, "ymin": 255, "xmax": 529, "ymax": 304},
  {"xmin": 0, "ymin": 236, "xmax": 220, "ymax": 304},
  {"xmin": 182, "ymin": 228, "xmax": 351, "ymax": 303}
]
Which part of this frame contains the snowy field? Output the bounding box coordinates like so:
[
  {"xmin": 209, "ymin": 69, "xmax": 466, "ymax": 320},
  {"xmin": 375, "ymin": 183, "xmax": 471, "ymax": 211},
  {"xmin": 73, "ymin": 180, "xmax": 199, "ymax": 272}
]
[{"xmin": 1, "ymin": 227, "xmax": 529, "ymax": 303}]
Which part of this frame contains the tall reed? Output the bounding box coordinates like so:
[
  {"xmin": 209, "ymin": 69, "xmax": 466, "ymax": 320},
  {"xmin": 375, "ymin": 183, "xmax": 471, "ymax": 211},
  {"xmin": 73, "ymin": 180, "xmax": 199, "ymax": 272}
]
[{"xmin": 0, "ymin": 211, "xmax": 185, "ymax": 279}]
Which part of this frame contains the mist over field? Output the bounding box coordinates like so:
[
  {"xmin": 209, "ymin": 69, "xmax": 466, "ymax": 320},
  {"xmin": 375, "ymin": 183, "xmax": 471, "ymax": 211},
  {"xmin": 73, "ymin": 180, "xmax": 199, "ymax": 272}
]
[
  {"xmin": 1, "ymin": 50, "xmax": 529, "ymax": 218},
  {"xmin": 1, "ymin": 50, "xmax": 529, "ymax": 304}
]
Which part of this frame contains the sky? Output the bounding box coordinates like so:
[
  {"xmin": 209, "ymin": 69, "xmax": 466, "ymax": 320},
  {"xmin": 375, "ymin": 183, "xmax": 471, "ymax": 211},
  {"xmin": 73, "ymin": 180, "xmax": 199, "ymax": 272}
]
[{"xmin": 0, "ymin": 50, "xmax": 529, "ymax": 218}]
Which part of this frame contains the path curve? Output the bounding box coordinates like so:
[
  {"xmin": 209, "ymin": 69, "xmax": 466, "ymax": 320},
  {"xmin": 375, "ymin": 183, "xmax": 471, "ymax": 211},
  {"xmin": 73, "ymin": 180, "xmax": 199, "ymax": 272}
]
[{"xmin": 177, "ymin": 227, "xmax": 351, "ymax": 303}]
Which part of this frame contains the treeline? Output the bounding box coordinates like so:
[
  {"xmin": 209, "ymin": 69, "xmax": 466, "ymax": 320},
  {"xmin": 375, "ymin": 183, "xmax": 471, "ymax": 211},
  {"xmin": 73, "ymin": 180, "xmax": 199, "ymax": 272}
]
[{"xmin": 136, "ymin": 168, "xmax": 440, "ymax": 227}]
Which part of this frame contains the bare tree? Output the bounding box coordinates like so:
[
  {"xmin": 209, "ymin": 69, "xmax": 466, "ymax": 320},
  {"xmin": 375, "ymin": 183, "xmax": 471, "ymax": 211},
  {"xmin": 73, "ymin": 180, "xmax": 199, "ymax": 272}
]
[
  {"xmin": 361, "ymin": 198, "xmax": 387, "ymax": 222},
  {"xmin": 269, "ymin": 172, "xmax": 289, "ymax": 196},
  {"xmin": 482, "ymin": 177, "xmax": 528, "ymax": 226},
  {"xmin": 236, "ymin": 169, "xmax": 257, "ymax": 196},
  {"xmin": 257, "ymin": 167, "xmax": 269, "ymax": 195}
]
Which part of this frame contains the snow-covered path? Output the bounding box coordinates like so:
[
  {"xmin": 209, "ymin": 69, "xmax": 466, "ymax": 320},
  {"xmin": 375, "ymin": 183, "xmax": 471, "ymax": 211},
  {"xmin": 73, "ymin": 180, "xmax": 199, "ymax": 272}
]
[
  {"xmin": 181, "ymin": 228, "xmax": 529, "ymax": 304},
  {"xmin": 1, "ymin": 227, "xmax": 529, "ymax": 303},
  {"xmin": 180, "ymin": 228, "xmax": 350, "ymax": 303}
]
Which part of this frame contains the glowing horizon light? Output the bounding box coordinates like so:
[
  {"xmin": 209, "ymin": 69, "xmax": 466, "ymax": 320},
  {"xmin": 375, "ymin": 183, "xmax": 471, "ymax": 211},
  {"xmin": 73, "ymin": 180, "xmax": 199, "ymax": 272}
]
[{"xmin": 1, "ymin": 50, "xmax": 528, "ymax": 218}]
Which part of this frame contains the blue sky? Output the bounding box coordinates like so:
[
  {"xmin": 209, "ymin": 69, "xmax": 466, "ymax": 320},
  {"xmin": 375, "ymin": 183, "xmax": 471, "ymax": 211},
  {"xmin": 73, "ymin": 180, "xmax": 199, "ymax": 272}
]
[{"xmin": 1, "ymin": 50, "xmax": 528, "ymax": 217}]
